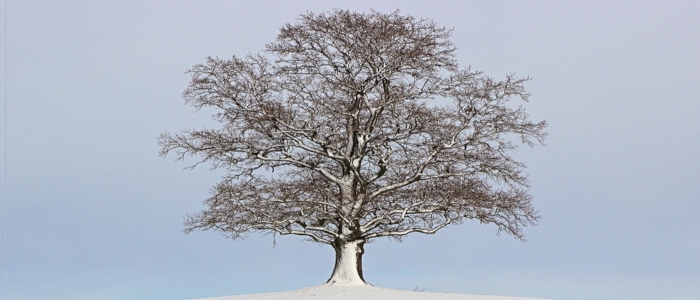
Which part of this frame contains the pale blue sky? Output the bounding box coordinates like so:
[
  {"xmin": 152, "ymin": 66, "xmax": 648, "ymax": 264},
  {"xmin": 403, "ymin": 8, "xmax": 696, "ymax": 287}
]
[{"xmin": 1, "ymin": 1, "xmax": 699, "ymax": 300}]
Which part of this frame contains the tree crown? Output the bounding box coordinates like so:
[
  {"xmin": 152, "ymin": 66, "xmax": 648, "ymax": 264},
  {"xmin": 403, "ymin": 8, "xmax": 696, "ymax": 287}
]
[{"xmin": 160, "ymin": 9, "xmax": 547, "ymax": 245}]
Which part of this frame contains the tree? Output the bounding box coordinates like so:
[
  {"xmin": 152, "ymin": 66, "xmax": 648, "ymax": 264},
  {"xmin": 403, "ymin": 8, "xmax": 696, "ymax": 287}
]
[{"xmin": 159, "ymin": 9, "xmax": 547, "ymax": 285}]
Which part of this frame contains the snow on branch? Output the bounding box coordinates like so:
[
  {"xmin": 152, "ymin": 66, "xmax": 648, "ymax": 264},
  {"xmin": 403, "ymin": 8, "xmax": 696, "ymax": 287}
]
[{"xmin": 162, "ymin": 9, "xmax": 546, "ymax": 248}]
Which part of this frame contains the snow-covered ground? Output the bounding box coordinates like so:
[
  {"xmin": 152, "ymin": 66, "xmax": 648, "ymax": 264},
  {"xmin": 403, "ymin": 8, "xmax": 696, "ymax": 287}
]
[{"xmin": 193, "ymin": 284, "xmax": 553, "ymax": 300}]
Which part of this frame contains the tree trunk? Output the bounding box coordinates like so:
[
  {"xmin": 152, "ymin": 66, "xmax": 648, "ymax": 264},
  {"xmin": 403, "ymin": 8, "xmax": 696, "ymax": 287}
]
[{"xmin": 326, "ymin": 239, "xmax": 367, "ymax": 285}]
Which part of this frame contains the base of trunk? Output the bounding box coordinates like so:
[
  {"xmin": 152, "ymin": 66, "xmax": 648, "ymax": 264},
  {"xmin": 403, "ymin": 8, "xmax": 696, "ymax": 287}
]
[{"xmin": 326, "ymin": 239, "xmax": 367, "ymax": 285}]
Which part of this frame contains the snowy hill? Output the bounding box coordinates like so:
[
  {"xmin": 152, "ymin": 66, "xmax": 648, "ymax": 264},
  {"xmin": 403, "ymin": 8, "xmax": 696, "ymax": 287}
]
[{"xmin": 193, "ymin": 284, "xmax": 553, "ymax": 300}]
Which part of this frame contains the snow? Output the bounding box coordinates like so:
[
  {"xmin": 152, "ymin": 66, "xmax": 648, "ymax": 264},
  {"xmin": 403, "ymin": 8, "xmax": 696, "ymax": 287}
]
[{"xmin": 192, "ymin": 284, "xmax": 553, "ymax": 300}]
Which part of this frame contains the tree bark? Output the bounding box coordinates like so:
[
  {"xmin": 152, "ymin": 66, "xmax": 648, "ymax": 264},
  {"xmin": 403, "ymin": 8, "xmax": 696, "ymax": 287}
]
[{"xmin": 326, "ymin": 239, "xmax": 367, "ymax": 285}]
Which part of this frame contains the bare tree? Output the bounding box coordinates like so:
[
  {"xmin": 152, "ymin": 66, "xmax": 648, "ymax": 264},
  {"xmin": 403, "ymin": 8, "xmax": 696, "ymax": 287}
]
[{"xmin": 159, "ymin": 9, "xmax": 546, "ymax": 285}]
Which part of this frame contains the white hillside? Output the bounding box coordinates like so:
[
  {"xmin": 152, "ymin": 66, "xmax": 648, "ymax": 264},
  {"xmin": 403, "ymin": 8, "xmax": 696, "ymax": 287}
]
[{"xmin": 193, "ymin": 284, "xmax": 553, "ymax": 300}]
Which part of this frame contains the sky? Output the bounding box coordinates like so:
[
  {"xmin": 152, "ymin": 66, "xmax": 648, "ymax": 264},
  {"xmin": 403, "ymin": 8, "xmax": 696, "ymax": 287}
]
[{"xmin": 0, "ymin": 1, "xmax": 698, "ymax": 299}]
